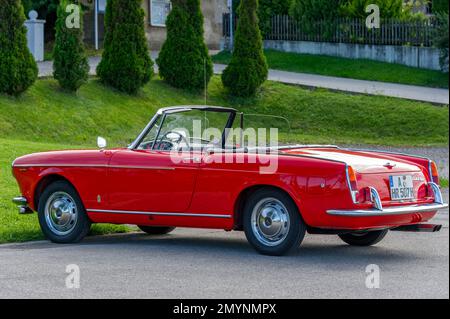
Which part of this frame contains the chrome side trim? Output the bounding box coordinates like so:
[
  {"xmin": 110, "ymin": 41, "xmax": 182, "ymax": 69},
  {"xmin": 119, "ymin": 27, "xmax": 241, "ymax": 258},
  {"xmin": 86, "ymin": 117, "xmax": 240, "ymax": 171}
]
[
  {"xmin": 327, "ymin": 203, "xmax": 448, "ymax": 217},
  {"xmin": 343, "ymin": 148, "xmax": 430, "ymax": 161},
  {"xmin": 109, "ymin": 165, "xmax": 176, "ymax": 171},
  {"xmin": 12, "ymin": 164, "xmax": 175, "ymax": 170},
  {"xmin": 13, "ymin": 164, "xmax": 110, "ymax": 168},
  {"xmin": 87, "ymin": 209, "xmax": 232, "ymax": 219}
]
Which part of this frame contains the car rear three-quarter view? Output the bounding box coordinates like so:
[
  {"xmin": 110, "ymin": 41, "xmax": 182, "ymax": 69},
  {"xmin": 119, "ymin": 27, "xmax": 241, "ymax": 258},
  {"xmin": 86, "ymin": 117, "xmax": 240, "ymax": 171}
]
[{"xmin": 11, "ymin": 106, "xmax": 448, "ymax": 256}]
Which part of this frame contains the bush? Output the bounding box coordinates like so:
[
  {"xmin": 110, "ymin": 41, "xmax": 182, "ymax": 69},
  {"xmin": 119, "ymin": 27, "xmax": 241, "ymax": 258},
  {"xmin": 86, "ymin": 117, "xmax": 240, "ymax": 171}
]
[
  {"xmin": 289, "ymin": 0, "xmax": 344, "ymax": 36},
  {"xmin": 434, "ymin": 13, "xmax": 449, "ymax": 72},
  {"xmin": 340, "ymin": 0, "xmax": 408, "ymax": 19},
  {"xmin": 222, "ymin": 0, "xmax": 268, "ymax": 97},
  {"xmin": 258, "ymin": 0, "xmax": 292, "ymax": 35},
  {"xmin": 290, "ymin": 0, "xmax": 343, "ymax": 21},
  {"xmin": 97, "ymin": 0, "xmax": 153, "ymax": 94},
  {"xmin": 0, "ymin": 0, "xmax": 38, "ymax": 96},
  {"xmin": 232, "ymin": 0, "xmax": 292, "ymax": 36},
  {"xmin": 53, "ymin": 0, "xmax": 89, "ymax": 91},
  {"xmin": 433, "ymin": 0, "xmax": 449, "ymax": 14},
  {"xmin": 157, "ymin": 0, "xmax": 213, "ymax": 91}
]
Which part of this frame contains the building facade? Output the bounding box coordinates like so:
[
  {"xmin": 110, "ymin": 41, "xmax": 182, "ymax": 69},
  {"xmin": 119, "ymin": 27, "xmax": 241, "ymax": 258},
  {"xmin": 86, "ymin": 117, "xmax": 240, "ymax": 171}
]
[{"xmin": 83, "ymin": 0, "xmax": 228, "ymax": 50}]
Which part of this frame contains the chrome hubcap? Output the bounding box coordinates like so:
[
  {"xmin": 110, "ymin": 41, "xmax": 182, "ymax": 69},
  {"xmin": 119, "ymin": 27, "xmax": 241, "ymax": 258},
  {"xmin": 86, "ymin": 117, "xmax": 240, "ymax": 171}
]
[
  {"xmin": 251, "ymin": 198, "xmax": 290, "ymax": 247},
  {"xmin": 44, "ymin": 192, "xmax": 78, "ymax": 236}
]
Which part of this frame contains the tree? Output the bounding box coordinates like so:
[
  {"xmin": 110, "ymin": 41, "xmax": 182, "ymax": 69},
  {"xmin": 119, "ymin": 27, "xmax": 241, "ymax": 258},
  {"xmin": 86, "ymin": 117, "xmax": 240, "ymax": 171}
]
[
  {"xmin": 53, "ymin": 0, "xmax": 89, "ymax": 91},
  {"xmin": 258, "ymin": 0, "xmax": 292, "ymax": 35},
  {"xmin": 434, "ymin": 13, "xmax": 449, "ymax": 72},
  {"xmin": 339, "ymin": 0, "xmax": 406, "ymax": 19},
  {"xmin": 232, "ymin": 0, "xmax": 292, "ymax": 36},
  {"xmin": 289, "ymin": 0, "xmax": 345, "ymax": 37},
  {"xmin": 0, "ymin": 0, "xmax": 38, "ymax": 95},
  {"xmin": 157, "ymin": 0, "xmax": 213, "ymax": 91},
  {"xmin": 97, "ymin": 0, "xmax": 153, "ymax": 94},
  {"xmin": 433, "ymin": 0, "xmax": 449, "ymax": 14},
  {"xmin": 222, "ymin": 0, "xmax": 268, "ymax": 97}
]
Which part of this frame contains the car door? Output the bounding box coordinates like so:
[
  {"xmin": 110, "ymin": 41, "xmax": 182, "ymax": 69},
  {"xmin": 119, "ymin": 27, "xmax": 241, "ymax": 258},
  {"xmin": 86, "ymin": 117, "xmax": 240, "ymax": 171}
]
[{"xmin": 106, "ymin": 149, "xmax": 199, "ymax": 213}]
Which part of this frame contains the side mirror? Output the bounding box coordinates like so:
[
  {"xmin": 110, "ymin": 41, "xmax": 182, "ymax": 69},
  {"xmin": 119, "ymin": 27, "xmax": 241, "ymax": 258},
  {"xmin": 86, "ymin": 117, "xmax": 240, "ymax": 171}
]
[{"xmin": 97, "ymin": 136, "xmax": 107, "ymax": 149}]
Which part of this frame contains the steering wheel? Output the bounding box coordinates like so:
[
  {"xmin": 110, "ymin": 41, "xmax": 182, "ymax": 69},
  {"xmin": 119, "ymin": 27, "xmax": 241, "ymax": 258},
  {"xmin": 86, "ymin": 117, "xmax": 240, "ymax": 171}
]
[{"xmin": 159, "ymin": 131, "xmax": 191, "ymax": 150}]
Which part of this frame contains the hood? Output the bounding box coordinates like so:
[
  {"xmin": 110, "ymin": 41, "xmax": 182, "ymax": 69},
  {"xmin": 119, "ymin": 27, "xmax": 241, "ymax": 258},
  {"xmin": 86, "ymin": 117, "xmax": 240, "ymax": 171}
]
[
  {"xmin": 280, "ymin": 147, "xmax": 421, "ymax": 174},
  {"xmin": 12, "ymin": 149, "xmax": 119, "ymax": 167}
]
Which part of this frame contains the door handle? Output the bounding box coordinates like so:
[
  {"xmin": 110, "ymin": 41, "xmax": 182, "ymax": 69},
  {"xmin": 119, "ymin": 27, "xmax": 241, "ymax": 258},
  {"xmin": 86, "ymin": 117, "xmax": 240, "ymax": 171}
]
[{"xmin": 182, "ymin": 156, "xmax": 201, "ymax": 163}]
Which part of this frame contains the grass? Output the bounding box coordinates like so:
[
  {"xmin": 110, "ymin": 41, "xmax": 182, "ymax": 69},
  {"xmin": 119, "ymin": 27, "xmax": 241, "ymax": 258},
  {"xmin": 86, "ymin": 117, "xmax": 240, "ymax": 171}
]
[
  {"xmin": 212, "ymin": 50, "xmax": 449, "ymax": 89},
  {"xmin": 0, "ymin": 77, "xmax": 448, "ymax": 243},
  {"xmin": 0, "ymin": 77, "xmax": 447, "ymax": 147},
  {"xmin": 441, "ymin": 179, "xmax": 449, "ymax": 189},
  {"xmin": 0, "ymin": 138, "xmax": 130, "ymax": 244}
]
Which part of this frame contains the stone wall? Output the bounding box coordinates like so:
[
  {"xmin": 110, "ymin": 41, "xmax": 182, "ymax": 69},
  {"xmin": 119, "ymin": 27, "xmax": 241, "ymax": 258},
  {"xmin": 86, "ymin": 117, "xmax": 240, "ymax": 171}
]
[{"xmin": 264, "ymin": 40, "xmax": 442, "ymax": 70}]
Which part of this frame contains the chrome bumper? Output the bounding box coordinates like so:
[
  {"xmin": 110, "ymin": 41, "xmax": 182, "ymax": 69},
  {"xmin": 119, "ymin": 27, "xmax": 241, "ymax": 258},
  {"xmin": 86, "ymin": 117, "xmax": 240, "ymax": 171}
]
[
  {"xmin": 12, "ymin": 196, "xmax": 33, "ymax": 215},
  {"xmin": 327, "ymin": 182, "xmax": 448, "ymax": 217}
]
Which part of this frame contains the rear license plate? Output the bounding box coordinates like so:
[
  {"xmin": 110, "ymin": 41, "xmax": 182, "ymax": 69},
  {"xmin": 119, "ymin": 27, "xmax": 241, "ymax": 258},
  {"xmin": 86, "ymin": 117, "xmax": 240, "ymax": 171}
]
[{"xmin": 389, "ymin": 175, "xmax": 414, "ymax": 201}]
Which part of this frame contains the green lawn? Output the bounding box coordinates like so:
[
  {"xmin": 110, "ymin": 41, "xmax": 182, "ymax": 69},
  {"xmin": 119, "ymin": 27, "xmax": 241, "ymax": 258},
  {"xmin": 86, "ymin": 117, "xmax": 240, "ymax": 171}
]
[
  {"xmin": 1, "ymin": 77, "xmax": 448, "ymax": 147},
  {"xmin": 0, "ymin": 77, "xmax": 448, "ymax": 243},
  {"xmin": 212, "ymin": 50, "xmax": 449, "ymax": 89}
]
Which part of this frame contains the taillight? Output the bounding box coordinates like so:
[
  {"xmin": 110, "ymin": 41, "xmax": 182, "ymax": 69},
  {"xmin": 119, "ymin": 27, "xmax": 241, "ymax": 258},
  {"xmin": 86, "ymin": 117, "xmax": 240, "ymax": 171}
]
[
  {"xmin": 429, "ymin": 160, "xmax": 440, "ymax": 185},
  {"xmin": 346, "ymin": 165, "xmax": 359, "ymax": 203}
]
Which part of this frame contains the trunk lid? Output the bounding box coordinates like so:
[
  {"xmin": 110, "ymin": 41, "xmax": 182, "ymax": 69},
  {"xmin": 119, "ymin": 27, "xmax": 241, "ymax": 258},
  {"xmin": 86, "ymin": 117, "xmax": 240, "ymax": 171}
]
[
  {"xmin": 281, "ymin": 147, "xmax": 421, "ymax": 174},
  {"xmin": 281, "ymin": 147, "xmax": 428, "ymax": 203}
]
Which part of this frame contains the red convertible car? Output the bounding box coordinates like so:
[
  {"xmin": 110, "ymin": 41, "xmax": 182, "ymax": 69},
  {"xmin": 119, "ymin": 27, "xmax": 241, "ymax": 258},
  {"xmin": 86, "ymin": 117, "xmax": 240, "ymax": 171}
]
[{"xmin": 12, "ymin": 106, "xmax": 448, "ymax": 255}]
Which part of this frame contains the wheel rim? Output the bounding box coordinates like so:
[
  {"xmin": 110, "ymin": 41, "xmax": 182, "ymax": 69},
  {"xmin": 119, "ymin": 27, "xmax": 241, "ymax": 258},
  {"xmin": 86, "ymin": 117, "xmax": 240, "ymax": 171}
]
[
  {"xmin": 44, "ymin": 191, "xmax": 78, "ymax": 236},
  {"xmin": 251, "ymin": 198, "xmax": 290, "ymax": 247}
]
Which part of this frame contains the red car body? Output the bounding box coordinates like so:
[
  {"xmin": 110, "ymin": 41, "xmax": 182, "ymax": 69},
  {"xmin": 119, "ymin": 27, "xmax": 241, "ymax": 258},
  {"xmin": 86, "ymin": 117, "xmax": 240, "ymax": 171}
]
[{"xmin": 11, "ymin": 106, "xmax": 448, "ymax": 252}]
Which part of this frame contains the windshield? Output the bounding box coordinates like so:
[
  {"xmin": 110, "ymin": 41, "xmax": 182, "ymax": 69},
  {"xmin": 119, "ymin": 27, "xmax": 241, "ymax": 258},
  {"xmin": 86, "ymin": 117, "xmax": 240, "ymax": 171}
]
[{"xmin": 137, "ymin": 109, "xmax": 233, "ymax": 151}]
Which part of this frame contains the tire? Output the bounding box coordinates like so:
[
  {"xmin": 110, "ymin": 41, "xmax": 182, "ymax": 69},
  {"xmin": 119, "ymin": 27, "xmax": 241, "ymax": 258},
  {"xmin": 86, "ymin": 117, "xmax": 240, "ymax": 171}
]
[
  {"xmin": 243, "ymin": 188, "xmax": 306, "ymax": 256},
  {"xmin": 137, "ymin": 225, "xmax": 176, "ymax": 235},
  {"xmin": 37, "ymin": 180, "xmax": 91, "ymax": 243},
  {"xmin": 338, "ymin": 229, "xmax": 388, "ymax": 246}
]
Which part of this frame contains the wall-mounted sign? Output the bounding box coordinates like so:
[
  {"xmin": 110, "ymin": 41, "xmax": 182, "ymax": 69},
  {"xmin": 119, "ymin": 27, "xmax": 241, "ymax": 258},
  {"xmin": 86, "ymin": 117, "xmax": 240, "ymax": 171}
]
[
  {"xmin": 150, "ymin": 0, "xmax": 171, "ymax": 27},
  {"xmin": 97, "ymin": 0, "xmax": 107, "ymax": 13}
]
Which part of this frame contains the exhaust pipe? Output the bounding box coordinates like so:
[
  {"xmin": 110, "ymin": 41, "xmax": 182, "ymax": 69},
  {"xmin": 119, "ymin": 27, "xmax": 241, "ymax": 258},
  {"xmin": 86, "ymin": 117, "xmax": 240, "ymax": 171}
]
[{"xmin": 392, "ymin": 224, "xmax": 442, "ymax": 233}]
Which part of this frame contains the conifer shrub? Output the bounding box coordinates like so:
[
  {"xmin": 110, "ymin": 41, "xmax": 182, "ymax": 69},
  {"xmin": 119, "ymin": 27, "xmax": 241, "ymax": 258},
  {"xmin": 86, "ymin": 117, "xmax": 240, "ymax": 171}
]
[
  {"xmin": 53, "ymin": 0, "xmax": 89, "ymax": 91},
  {"xmin": 222, "ymin": 0, "xmax": 268, "ymax": 97},
  {"xmin": 157, "ymin": 0, "xmax": 213, "ymax": 91},
  {"xmin": 97, "ymin": 0, "xmax": 153, "ymax": 94},
  {"xmin": 0, "ymin": 0, "xmax": 38, "ymax": 95}
]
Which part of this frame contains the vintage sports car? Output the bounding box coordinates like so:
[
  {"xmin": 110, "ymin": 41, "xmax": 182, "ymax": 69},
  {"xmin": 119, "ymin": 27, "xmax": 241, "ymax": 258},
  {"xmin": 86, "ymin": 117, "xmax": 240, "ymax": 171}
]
[{"xmin": 12, "ymin": 106, "xmax": 448, "ymax": 255}]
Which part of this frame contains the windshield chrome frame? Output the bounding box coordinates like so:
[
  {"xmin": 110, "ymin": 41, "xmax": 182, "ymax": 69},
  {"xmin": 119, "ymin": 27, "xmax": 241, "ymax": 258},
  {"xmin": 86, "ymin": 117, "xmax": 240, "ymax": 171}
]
[{"xmin": 128, "ymin": 106, "xmax": 238, "ymax": 150}]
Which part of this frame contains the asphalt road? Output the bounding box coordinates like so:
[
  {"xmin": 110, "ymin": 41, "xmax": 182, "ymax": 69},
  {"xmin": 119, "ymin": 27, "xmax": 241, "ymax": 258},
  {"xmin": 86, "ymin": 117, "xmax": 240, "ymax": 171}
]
[{"xmin": 0, "ymin": 191, "xmax": 448, "ymax": 299}]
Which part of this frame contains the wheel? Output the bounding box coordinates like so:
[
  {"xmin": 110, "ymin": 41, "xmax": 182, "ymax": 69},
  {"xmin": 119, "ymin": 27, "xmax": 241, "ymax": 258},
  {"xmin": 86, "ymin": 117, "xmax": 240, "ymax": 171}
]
[
  {"xmin": 37, "ymin": 180, "xmax": 91, "ymax": 243},
  {"xmin": 243, "ymin": 189, "xmax": 306, "ymax": 256},
  {"xmin": 137, "ymin": 225, "xmax": 176, "ymax": 235},
  {"xmin": 338, "ymin": 229, "xmax": 388, "ymax": 246}
]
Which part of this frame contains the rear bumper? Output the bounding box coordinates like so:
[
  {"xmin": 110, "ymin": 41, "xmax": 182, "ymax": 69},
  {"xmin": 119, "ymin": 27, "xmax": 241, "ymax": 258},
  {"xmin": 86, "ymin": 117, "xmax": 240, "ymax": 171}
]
[
  {"xmin": 327, "ymin": 203, "xmax": 448, "ymax": 217},
  {"xmin": 327, "ymin": 182, "xmax": 448, "ymax": 217}
]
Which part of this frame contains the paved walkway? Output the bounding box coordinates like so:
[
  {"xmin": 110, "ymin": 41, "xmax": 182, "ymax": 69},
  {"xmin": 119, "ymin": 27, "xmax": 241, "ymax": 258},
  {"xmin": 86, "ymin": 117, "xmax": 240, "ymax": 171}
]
[{"xmin": 37, "ymin": 56, "xmax": 449, "ymax": 104}]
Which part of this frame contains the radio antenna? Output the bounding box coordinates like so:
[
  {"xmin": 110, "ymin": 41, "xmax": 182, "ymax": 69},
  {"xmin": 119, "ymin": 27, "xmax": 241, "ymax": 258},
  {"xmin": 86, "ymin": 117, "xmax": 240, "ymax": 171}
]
[{"xmin": 204, "ymin": 58, "xmax": 207, "ymax": 106}]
